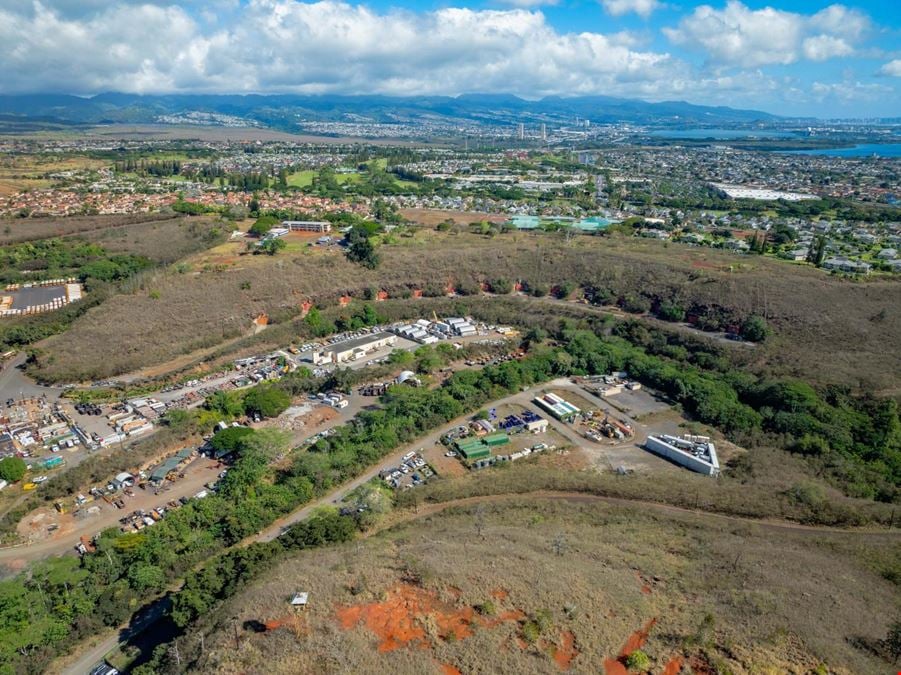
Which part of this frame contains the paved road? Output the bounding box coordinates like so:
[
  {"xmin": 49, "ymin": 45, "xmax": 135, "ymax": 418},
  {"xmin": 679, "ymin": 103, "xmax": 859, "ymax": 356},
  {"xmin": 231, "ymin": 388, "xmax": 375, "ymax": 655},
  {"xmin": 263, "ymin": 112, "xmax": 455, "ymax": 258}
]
[
  {"xmin": 0, "ymin": 353, "xmax": 60, "ymax": 402},
  {"xmin": 60, "ymin": 598, "xmax": 170, "ymax": 675}
]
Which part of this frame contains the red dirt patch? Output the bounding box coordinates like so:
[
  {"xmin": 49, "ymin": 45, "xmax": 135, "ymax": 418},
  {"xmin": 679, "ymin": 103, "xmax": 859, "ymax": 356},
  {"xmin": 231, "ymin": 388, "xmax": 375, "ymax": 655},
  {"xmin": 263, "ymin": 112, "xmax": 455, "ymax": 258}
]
[
  {"xmin": 551, "ymin": 630, "xmax": 579, "ymax": 670},
  {"xmin": 636, "ymin": 572, "xmax": 653, "ymax": 595},
  {"xmin": 440, "ymin": 665, "xmax": 462, "ymax": 675},
  {"xmin": 686, "ymin": 653, "xmax": 717, "ymax": 675},
  {"xmin": 662, "ymin": 655, "xmax": 684, "ymax": 675},
  {"xmin": 335, "ymin": 583, "xmax": 523, "ymax": 653},
  {"xmin": 261, "ymin": 614, "xmax": 308, "ymax": 637},
  {"xmin": 490, "ymin": 588, "xmax": 509, "ymax": 600},
  {"xmin": 603, "ymin": 618, "xmax": 658, "ymax": 675},
  {"xmin": 620, "ymin": 618, "xmax": 656, "ymax": 657}
]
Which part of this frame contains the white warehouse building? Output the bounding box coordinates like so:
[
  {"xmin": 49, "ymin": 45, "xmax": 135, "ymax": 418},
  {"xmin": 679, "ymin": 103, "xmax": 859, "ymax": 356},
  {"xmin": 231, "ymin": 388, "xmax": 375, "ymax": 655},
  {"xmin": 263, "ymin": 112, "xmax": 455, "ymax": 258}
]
[{"xmin": 313, "ymin": 332, "xmax": 396, "ymax": 365}]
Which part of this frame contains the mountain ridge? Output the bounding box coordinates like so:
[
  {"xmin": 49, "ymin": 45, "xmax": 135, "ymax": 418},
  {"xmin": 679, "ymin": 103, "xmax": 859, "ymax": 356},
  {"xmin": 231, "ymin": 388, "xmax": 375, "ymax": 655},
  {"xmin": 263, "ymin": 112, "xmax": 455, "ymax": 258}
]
[{"xmin": 0, "ymin": 92, "xmax": 778, "ymax": 131}]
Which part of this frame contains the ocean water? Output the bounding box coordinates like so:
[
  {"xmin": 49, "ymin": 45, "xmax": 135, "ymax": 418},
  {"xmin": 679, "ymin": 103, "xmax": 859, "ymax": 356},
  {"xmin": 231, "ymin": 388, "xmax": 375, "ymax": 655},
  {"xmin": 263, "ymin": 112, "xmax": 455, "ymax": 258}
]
[{"xmin": 780, "ymin": 143, "xmax": 901, "ymax": 158}]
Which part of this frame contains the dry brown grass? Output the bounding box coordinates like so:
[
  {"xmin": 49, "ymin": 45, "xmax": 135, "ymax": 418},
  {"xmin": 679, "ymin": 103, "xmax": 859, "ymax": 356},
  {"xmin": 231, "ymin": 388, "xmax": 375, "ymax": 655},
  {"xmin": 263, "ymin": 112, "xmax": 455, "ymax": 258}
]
[
  {"xmin": 400, "ymin": 208, "xmax": 508, "ymax": 226},
  {"xmin": 80, "ymin": 216, "xmax": 223, "ymax": 264},
  {"xmin": 188, "ymin": 497, "xmax": 899, "ymax": 674},
  {"xmin": 0, "ymin": 213, "xmax": 179, "ymax": 245},
  {"xmin": 27, "ymin": 231, "xmax": 900, "ymax": 388}
]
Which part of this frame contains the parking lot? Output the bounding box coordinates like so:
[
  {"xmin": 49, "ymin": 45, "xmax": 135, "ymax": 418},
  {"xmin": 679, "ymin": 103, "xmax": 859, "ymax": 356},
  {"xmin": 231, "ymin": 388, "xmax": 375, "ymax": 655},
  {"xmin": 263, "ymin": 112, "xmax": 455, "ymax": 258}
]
[
  {"xmin": 378, "ymin": 450, "xmax": 434, "ymax": 490},
  {"xmin": 602, "ymin": 387, "xmax": 672, "ymax": 418}
]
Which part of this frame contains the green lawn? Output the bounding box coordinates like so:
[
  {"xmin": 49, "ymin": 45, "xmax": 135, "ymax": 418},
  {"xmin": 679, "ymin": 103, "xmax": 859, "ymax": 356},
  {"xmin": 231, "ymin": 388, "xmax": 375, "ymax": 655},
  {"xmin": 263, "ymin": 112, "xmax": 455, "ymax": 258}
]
[
  {"xmin": 286, "ymin": 170, "xmax": 316, "ymax": 187},
  {"xmin": 287, "ymin": 165, "xmax": 413, "ymax": 190},
  {"xmin": 287, "ymin": 170, "xmax": 363, "ymax": 187}
]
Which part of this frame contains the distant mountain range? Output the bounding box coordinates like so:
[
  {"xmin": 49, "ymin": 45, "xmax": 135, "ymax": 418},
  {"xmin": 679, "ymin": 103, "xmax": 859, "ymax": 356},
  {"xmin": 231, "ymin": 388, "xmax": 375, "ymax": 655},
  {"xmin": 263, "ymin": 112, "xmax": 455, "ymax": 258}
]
[{"xmin": 0, "ymin": 92, "xmax": 778, "ymax": 131}]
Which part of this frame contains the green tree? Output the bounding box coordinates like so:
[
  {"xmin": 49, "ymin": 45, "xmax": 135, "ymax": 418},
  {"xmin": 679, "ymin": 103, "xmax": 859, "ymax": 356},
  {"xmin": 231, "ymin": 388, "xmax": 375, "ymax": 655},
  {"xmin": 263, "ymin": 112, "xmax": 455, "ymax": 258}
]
[
  {"xmin": 243, "ymin": 385, "xmax": 291, "ymax": 418},
  {"xmin": 258, "ymin": 237, "xmax": 287, "ymax": 256},
  {"xmin": 0, "ymin": 456, "xmax": 26, "ymax": 482},
  {"xmin": 740, "ymin": 315, "xmax": 769, "ymax": 342},
  {"xmin": 886, "ymin": 617, "xmax": 901, "ymax": 662},
  {"xmin": 347, "ymin": 236, "xmax": 380, "ymax": 269},
  {"xmin": 128, "ymin": 564, "xmax": 165, "ymax": 592},
  {"xmin": 807, "ymin": 235, "xmax": 827, "ymax": 267},
  {"xmin": 209, "ymin": 426, "xmax": 256, "ymax": 456},
  {"xmin": 248, "ymin": 215, "xmax": 278, "ymax": 237},
  {"xmin": 657, "ymin": 301, "xmax": 685, "ymax": 322},
  {"xmin": 206, "ymin": 390, "xmax": 245, "ymax": 418},
  {"xmin": 243, "ymin": 428, "xmax": 291, "ymax": 460},
  {"xmin": 489, "ymin": 278, "xmax": 513, "ymax": 294}
]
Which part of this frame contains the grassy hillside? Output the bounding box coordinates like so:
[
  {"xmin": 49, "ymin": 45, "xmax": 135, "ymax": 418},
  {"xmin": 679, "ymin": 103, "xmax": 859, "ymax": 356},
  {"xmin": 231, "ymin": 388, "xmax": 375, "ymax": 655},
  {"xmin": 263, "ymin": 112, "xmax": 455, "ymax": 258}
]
[
  {"xmin": 0, "ymin": 216, "xmax": 224, "ymax": 354},
  {"xmin": 0, "ymin": 213, "xmax": 177, "ymax": 245},
  {"xmin": 183, "ymin": 495, "xmax": 899, "ymax": 674},
  {"xmin": 26, "ymin": 231, "xmax": 901, "ymax": 389}
]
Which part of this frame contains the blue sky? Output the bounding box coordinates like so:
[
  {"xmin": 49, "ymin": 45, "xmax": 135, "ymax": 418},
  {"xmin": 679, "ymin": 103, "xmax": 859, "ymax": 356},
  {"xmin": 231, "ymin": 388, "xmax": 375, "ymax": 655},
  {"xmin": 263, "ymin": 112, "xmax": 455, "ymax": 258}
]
[{"xmin": 0, "ymin": 0, "xmax": 899, "ymax": 117}]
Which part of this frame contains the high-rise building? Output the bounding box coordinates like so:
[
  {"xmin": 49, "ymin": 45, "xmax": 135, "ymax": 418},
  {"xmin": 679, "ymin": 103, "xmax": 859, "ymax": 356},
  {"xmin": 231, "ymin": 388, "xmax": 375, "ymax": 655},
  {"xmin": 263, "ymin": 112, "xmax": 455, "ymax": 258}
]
[
  {"xmin": 540, "ymin": 123, "xmax": 547, "ymax": 141},
  {"xmin": 518, "ymin": 123, "xmax": 524, "ymax": 140}
]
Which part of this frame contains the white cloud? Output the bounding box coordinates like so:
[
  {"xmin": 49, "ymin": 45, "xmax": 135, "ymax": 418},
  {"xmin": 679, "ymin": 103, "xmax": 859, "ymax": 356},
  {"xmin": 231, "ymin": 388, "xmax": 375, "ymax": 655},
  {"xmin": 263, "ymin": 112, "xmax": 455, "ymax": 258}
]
[
  {"xmin": 0, "ymin": 0, "xmax": 687, "ymax": 98},
  {"xmin": 601, "ymin": 0, "xmax": 662, "ymax": 18},
  {"xmin": 879, "ymin": 59, "xmax": 901, "ymax": 77},
  {"xmin": 664, "ymin": 1, "xmax": 870, "ymax": 67},
  {"xmin": 0, "ymin": 0, "xmax": 891, "ymax": 116},
  {"xmin": 809, "ymin": 5, "xmax": 870, "ymax": 42},
  {"xmin": 803, "ymin": 35, "xmax": 853, "ymax": 61},
  {"xmin": 811, "ymin": 79, "xmax": 892, "ymax": 103}
]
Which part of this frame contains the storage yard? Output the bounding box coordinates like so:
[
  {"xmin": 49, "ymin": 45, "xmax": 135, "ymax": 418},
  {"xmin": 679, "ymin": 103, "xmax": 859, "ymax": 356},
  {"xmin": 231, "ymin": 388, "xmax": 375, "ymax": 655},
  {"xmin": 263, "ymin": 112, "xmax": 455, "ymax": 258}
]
[
  {"xmin": 15, "ymin": 455, "xmax": 222, "ymax": 550},
  {"xmin": 0, "ymin": 279, "xmax": 82, "ymax": 317},
  {"xmin": 0, "ymin": 397, "xmax": 89, "ymax": 487},
  {"xmin": 414, "ymin": 380, "xmax": 705, "ymax": 478},
  {"xmin": 379, "ymin": 450, "xmax": 434, "ymax": 490}
]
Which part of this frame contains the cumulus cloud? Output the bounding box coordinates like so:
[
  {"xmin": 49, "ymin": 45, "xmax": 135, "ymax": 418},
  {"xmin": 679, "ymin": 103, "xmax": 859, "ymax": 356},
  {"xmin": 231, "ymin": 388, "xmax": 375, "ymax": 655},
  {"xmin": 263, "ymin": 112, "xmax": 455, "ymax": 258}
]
[
  {"xmin": 664, "ymin": 1, "xmax": 871, "ymax": 67},
  {"xmin": 600, "ymin": 0, "xmax": 662, "ymax": 18},
  {"xmin": 811, "ymin": 79, "xmax": 892, "ymax": 103},
  {"xmin": 0, "ymin": 0, "xmax": 687, "ymax": 97},
  {"xmin": 879, "ymin": 59, "xmax": 901, "ymax": 77},
  {"xmin": 0, "ymin": 0, "xmax": 890, "ymax": 115},
  {"xmin": 802, "ymin": 35, "xmax": 853, "ymax": 61}
]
